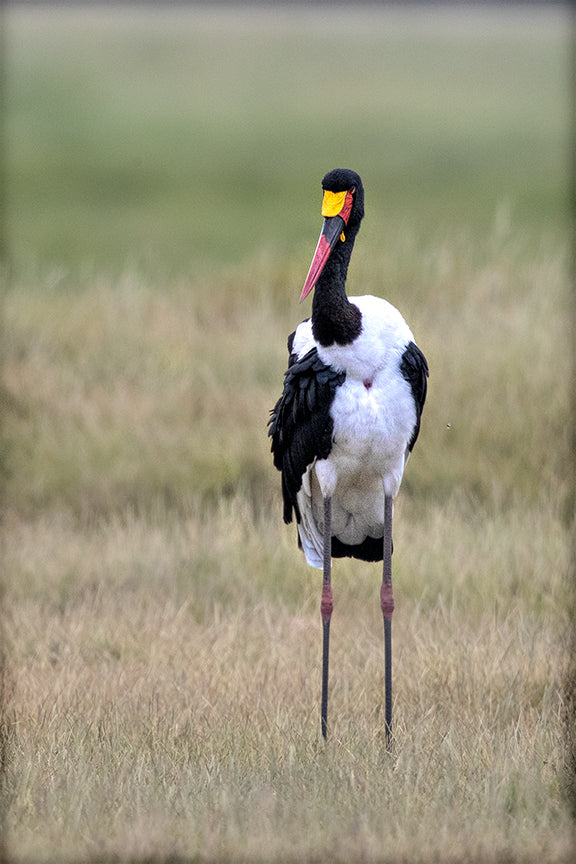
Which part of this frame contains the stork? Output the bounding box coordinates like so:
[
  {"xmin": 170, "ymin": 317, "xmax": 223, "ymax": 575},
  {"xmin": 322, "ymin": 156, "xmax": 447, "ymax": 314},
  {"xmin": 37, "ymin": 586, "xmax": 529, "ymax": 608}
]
[{"xmin": 269, "ymin": 168, "xmax": 428, "ymax": 744}]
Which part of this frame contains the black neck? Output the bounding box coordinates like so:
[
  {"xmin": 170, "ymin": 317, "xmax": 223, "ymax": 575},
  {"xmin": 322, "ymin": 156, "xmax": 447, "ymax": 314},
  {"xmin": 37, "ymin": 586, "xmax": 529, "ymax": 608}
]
[{"xmin": 312, "ymin": 231, "xmax": 362, "ymax": 347}]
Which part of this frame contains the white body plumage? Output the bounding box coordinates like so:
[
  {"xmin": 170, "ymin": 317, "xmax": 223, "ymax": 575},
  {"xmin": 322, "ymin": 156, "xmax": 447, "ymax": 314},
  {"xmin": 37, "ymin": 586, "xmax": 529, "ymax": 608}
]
[{"xmin": 291, "ymin": 295, "xmax": 419, "ymax": 568}]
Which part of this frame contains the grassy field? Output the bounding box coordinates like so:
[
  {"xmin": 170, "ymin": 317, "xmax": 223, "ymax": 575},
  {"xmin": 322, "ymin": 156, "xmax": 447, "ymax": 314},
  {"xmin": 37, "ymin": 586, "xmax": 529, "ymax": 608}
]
[{"xmin": 2, "ymin": 5, "xmax": 574, "ymax": 863}]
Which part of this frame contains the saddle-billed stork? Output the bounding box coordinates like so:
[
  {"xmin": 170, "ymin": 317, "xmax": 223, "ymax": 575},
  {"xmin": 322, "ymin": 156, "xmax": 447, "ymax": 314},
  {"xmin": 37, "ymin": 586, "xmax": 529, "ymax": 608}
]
[{"xmin": 269, "ymin": 168, "xmax": 428, "ymax": 743}]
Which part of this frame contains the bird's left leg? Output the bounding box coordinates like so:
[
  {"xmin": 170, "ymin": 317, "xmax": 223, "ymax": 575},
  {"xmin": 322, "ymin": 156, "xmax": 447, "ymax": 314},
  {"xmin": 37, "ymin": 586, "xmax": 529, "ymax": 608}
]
[
  {"xmin": 381, "ymin": 494, "xmax": 394, "ymax": 748},
  {"xmin": 320, "ymin": 495, "xmax": 333, "ymax": 740}
]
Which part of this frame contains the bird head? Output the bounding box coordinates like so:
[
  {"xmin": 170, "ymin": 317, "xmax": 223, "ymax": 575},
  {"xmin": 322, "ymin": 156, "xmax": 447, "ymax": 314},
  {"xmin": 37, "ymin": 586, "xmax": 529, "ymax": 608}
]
[{"xmin": 300, "ymin": 169, "xmax": 365, "ymax": 302}]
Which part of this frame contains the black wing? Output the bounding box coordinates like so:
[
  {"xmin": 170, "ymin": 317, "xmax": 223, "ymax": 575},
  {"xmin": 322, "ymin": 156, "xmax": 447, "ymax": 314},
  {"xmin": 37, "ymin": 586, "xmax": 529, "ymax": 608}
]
[
  {"xmin": 268, "ymin": 343, "xmax": 345, "ymax": 525},
  {"xmin": 399, "ymin": 341, "xmax": 429, "ymax": 452}
]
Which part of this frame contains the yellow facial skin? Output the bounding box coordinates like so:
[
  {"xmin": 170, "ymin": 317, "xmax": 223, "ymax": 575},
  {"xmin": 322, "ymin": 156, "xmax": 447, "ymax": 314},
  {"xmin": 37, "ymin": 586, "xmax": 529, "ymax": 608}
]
[{"xmin": 321, "ymin": 190, "xmax": 348, "ymax": 218}]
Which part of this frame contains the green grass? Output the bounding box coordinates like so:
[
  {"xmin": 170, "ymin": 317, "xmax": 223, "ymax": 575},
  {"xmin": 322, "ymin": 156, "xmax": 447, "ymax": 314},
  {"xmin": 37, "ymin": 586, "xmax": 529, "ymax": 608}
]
[
  {"xmin": 2, "ymin": 5, "xmax": 574, "ymax": 863},
  {"xmin": 4, "ymin": 5, "xmax": 569, "ymax": 274}
]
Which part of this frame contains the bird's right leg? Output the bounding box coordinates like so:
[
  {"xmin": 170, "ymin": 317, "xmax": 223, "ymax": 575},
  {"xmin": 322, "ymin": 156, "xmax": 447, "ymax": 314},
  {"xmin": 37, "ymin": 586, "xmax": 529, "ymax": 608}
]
[
  {"xmin": 381, "ymin": 494, "xmax": 394, "ymax": 749},
  {"xmin": 321, "ymin": 495, "xmax": 333, "ymax": 740}
]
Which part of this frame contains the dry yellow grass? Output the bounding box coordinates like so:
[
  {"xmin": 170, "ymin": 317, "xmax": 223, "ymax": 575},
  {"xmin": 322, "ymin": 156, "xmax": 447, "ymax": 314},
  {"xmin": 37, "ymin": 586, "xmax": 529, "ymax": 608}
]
[
  {"xmin": 1, "ymin": 488, "xmax": 571, "ymax": 848},
  {"xmin": 2, "ymin": 231, "xmax": 574, "ymax": 862},
  {"xmin": 2, "ymin": 492, "xmax": 573, "ymax": 862},
  {"xmin": 2, "ymin": 7, "xmax": 573, "ymax": 861}
]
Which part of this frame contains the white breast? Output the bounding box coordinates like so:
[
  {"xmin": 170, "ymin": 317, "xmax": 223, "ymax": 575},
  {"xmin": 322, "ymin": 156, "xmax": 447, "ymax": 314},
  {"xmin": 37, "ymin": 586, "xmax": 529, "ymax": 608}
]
[
  {"xmin": 293, "ymin": 295, "xmax": 418, "ymax": 565},
  {"xmin": 317, "ymin": 295, "xmax": 414, "ymax": 378}
]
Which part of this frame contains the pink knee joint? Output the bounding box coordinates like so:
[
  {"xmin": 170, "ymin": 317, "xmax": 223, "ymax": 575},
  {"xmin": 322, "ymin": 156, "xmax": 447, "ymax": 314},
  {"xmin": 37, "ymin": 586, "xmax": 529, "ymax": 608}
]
[
  {"xmin": 321, "ymin": 581, "xmax": 334, "ymax": 622},
  {"xmin": 380, "ymin": 581, "xmax": 394, "ymax": 619}
]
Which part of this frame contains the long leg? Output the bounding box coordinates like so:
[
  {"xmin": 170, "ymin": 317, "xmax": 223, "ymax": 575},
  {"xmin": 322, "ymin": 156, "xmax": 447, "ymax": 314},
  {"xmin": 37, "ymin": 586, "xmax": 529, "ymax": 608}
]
[
  {"xmin": 320, "ymin": 496, "xmax": 333, "ymax": 740},
  {"xmin": 380, "ymin": 494, "xmax": 394, "ymax": 748}
]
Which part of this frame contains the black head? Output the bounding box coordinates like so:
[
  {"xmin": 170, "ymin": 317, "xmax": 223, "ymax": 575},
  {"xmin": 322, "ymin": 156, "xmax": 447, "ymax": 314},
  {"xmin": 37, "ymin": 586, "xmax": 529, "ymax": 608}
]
[
  {"xmin": 300, "ymin": 168, "xmax": 366, "ymax": 301},
  {"xmin": 321, "ymin": 168, "xmax": 365, "ymax": 225}
]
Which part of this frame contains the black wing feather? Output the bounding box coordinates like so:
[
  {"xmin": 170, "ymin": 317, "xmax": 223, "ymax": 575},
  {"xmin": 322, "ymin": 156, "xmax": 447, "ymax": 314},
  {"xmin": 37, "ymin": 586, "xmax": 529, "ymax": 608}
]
[
  {"xmin": 399, "ymin": 341, "xmax": 429, "ymax": 452},
  {"xmin": 268, "ymin": 346, "xmax": 345, "ymax": 525}
]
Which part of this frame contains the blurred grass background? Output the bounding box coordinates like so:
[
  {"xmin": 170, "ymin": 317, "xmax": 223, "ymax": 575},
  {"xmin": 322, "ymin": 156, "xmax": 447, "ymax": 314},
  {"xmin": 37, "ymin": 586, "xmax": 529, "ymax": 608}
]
[
  {"xmin": 5, "ymin": 4, "xmax": 568, "ymax": 277},
  {"xmin": 3, "ymin": 3, "xmax": 571, "ymax": 517},
  {"xmin": 1, "ymin": 4, "xmax": 574, "ymax": 863}
]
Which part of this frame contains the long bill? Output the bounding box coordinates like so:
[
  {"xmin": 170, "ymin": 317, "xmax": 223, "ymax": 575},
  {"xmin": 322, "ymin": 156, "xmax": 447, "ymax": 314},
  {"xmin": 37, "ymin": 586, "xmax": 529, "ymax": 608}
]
[{"xmin": 300, "ymin": 214, "xmax": 347, "ymax": 302}]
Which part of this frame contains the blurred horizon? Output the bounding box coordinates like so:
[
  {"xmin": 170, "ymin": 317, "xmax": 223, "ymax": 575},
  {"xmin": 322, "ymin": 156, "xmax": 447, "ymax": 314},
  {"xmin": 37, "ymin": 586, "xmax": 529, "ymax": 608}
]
[{"xmin": 3, "ymin": 2, "xmax": 570, "ymax": 279}]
